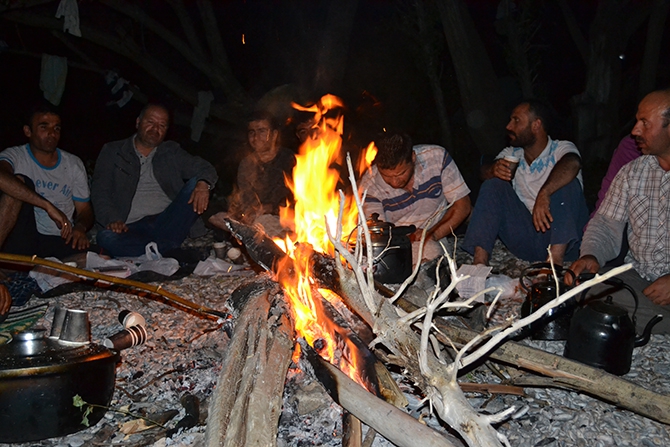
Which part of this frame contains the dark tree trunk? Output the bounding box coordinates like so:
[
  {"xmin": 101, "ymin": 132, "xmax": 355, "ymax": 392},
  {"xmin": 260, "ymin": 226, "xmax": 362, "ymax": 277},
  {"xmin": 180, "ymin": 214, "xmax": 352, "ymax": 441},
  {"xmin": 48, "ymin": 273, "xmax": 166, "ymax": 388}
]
[{"xmin": 436, "ymin": 0, "xmax": 507, "ymax": 159}]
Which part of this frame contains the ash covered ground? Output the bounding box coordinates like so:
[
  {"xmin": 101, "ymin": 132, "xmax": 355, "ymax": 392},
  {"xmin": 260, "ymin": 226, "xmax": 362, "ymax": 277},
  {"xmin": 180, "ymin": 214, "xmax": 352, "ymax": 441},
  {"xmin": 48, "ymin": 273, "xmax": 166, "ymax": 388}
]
[{"xmin": 2, "ymin": 236, "xmax": 669, "ymax": 447}]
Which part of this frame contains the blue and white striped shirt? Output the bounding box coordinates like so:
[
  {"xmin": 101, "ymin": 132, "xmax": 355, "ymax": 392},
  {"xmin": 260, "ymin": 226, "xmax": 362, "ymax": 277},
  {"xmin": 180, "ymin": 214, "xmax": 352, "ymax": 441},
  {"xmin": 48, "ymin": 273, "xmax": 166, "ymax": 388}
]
[{"xmin": 359, "ymin": 145, "xmax": 470, "ymax": 229}]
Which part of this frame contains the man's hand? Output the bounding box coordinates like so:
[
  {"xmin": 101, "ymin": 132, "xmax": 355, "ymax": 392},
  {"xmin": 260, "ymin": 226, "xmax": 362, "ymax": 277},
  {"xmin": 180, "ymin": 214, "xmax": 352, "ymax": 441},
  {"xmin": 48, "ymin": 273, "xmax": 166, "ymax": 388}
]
[
  {"xmin": 565, "ymin": 255, "xmax": 600, "ymax": 285},
  {"xmin": 491, "ymin": 159, "xmax": 515, "ymax": 181},
  {"xmin": 532, "ymin": 189, "xmax": 553, "ymax": 232},
  {"xmin": 45, "ymin": 204, "xmax": 73, "ymax": 239},
  {"xmin": 107, "ymin": 221, "xmax": 129, "ymax": 233},
  {"xmin": 0, "ymin": 284, "xmax": 11, "ymax": 319},
  {"xmin": 409, "ymin": 227, "xmax": 429, "ymax": 243},
  {"xmin": 188, "ymin": 181, "xmax": 210, "ymax": 214},
  {"xmin": 644, "ymin": 274, "xmax": 670, "ymax": 305},
  {"xmin": 66, "ymin": 225, "xmax": 90, "ymax": 250}
]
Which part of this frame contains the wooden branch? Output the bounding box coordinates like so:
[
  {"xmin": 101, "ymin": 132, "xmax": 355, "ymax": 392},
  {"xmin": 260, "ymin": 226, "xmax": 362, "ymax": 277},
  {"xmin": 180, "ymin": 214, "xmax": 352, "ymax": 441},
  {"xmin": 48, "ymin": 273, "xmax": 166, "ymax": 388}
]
[
  {"xmin": 2, "ymin": 9, "xmax": 241, "ymax": 123},
  {"xmin": 0, "ymin": 252, "xmax": 228, "ymax": 320},
  {"xmin": 195, "ymin": 0, "xmax": 241, "ymax": 98},
  {"xmin": 204, "ymin": 289, "xmax": 294, "ymax": 447},
  {"xmin": 166, "ymin": 0, "xmax": 207, "ymax": 59},
  {"xmin": 100, "ymin": 0, "xmax": 243, "ymax": 99},
  {"xmin": 401, "ymin": 301, "xmax": 670, "ymax": 425},
  {"xmin": 302, "ymin": 342, "xmax": 460, "ymax": 447}
]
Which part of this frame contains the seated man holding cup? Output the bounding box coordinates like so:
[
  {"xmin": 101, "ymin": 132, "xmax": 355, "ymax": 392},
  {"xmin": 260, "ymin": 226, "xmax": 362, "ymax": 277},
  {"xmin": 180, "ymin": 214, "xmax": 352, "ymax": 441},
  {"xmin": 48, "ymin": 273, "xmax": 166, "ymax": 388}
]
[{"xmin": 462, "ymin": 99, "xmax": 589, "ymax": 265}]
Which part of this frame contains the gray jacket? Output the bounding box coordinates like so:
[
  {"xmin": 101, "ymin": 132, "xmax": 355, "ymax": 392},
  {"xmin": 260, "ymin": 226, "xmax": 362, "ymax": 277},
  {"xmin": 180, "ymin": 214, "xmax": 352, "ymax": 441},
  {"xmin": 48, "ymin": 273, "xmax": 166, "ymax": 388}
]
[{"xmin": 91, "ymin": 136, "xmax": 218, "ymax": 228}]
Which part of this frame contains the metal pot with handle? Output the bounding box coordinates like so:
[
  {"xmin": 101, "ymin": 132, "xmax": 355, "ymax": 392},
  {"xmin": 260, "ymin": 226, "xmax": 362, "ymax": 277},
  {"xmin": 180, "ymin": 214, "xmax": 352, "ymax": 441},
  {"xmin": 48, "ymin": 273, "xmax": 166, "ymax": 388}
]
[
  {"xmin": 360, "ymin": 213, "xmax": 415, "ymax": 284},
  {"xmin": 519, "ymin": 262, "xmax": 577, "ymax": 340},
  {"xmin": 563, "ymin": 278, "xmax": 663, "ymax": 376},
  {"xmin": 0, "ymin": 328, "xmax": 119, "ymax": 443}
]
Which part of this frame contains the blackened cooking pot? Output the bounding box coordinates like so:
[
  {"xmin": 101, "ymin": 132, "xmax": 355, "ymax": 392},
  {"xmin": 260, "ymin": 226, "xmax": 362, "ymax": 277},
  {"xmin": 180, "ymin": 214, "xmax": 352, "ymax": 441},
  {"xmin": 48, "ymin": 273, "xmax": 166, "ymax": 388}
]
[
  {"xmin": 0, "ymin": 328, "xmax": 119, "ymax": 443},
  {"xmin": 364, "ymin": 214, "xmax": 415, "ymax": 284}
]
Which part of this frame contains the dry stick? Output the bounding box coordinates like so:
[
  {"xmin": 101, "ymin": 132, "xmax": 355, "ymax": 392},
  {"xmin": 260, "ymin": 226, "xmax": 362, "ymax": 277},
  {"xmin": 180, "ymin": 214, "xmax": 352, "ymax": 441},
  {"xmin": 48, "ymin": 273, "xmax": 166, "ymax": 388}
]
[
  {"xmin": 307, "ymin": 346, "xmax": 459, "ymax": 447},
  {"xmin": 456, "ymin": 264, "xmax": 632, "ymax": 370},
  {"xmin": 400, "ymin": 299, "xmax": 670, "ymax": 425},
  {"xmin": 0, "ymin": 252, "xmax": 228, "ymax": 320}
]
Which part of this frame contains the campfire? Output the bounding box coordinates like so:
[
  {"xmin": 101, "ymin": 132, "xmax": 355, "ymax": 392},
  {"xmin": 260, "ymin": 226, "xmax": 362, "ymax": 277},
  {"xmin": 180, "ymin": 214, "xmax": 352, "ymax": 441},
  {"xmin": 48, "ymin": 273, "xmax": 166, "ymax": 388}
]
[{"xmin": 203, "ymin": 94, "xmax": 670, "ymax": 447}]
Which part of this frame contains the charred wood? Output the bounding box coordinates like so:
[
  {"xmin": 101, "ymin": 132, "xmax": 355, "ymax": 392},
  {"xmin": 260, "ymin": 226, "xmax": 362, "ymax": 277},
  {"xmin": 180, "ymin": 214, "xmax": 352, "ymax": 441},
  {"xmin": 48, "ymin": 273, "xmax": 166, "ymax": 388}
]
[
  {"xmin": 204, "ymin": 288, "xmax": 294, "ymax": 447},
  {"xmin": 301, "ymin": 341, "xmax": 460, "ymax": 447}
]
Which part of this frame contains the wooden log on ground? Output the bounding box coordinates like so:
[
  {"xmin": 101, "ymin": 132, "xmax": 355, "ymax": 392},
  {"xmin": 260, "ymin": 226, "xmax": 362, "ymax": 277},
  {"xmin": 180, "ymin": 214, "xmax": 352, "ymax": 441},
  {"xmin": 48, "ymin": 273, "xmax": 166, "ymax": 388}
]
[
  {"xmin": 204, "ymin": 287, "xmax": 294, "ymax": 447},
  {"xmin": 302, "ymin": 342, "xmax": 461, "ymax": 447},
  {"xmin": 395, "ymin": 299, "xmax": 670, "ymax": 425}
]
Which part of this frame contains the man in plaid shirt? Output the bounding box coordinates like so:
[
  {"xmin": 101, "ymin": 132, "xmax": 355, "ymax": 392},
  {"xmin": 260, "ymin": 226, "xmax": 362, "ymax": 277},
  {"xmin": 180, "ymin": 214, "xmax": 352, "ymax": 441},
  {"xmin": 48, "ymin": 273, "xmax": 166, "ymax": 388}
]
[{"xmin": 570, "ymin": 89, "xmax": 670, "ymax": 334}]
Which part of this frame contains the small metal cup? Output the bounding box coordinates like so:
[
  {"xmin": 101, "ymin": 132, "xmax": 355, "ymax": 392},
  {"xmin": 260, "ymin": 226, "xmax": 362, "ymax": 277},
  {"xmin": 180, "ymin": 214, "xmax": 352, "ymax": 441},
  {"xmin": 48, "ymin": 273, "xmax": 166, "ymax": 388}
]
[
  {"xmin": 504, "ymin": 155, "xmax": 520, "ymax": 180},
  {"xmin": 103, "ymin": 325, "xmax": 148, "ymax": 351},
  {"xmin": 213, "ymin": 242, "xmax": 227, "ymax": 259},
  {"xmin": 59, "ymin": 309, "xmax": 91, "ymax": 344},
  {"xmin": 49, "ymin": 306, "xmax": 68, "ymax": 339}
]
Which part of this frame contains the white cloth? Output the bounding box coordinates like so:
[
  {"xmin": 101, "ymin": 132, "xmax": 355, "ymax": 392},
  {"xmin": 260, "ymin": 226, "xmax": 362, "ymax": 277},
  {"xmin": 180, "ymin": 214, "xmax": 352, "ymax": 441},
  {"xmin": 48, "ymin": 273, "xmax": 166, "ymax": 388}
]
[
  {"xmin": 40, "ymin": 54, "xmax": 68, "ymax": 106},
  {"xmin": 190, "ymin": 91, "xmax": 214, "ymax": 142},
  {"xmin": 496, "ymin": 137, "xmax": 583, "ymax": 212},
  {"xmin": 56, "ymin": 0, "xmax": 82, "ymax": 37},
  {"xmin": 0, "ymin": 144, "xmax": 89, "ymax": 236}
]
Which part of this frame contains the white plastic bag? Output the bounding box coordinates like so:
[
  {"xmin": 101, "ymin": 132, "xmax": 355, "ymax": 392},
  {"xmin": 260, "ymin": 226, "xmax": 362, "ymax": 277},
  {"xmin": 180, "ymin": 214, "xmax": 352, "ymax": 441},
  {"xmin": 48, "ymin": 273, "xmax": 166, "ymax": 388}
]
[
  {"xmin": 193, "ymin": 256, "xmax": 247, "ymax": 277},
  {"xmin": 134, "ymin": 242, "xmax": 180, "ymax": 276},
  {"xmin": 485, "ymin": 274, "xmax": 521, "ymax": 299}
]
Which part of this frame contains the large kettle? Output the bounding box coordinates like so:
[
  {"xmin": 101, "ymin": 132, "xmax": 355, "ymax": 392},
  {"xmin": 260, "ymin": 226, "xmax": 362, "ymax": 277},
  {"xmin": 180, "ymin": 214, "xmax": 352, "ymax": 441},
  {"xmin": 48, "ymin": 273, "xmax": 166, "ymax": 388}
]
[
  {"xmin": 360, "ymin": 213, "xmax": 415, "ymax": 284},
  {"xmin": 519, "ymin": 263, "xmax": 577, "ymax": 340},
  {"xmin": 563, "ymin": 280, "xmax": 663, "ymax": 376}
]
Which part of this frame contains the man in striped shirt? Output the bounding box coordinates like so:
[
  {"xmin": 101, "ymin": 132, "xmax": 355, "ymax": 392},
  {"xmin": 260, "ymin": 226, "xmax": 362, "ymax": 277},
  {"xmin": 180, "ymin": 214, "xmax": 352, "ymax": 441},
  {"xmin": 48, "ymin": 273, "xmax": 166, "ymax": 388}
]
[
  {"xmin": 569, "ymin": 89, "xmax": 670, "ymax": 333},
  {"xmin": 359, "ymin": 132, "xmax": 471, "ymax": 260}
]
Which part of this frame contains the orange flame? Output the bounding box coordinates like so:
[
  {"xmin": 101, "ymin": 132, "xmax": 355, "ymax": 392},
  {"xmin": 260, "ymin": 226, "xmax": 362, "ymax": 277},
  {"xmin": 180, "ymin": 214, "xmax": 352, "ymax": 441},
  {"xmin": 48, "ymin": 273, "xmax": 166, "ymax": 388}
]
[{"xmin": 275, "ymin": 95, "xmax": 375, "ymax": 388}]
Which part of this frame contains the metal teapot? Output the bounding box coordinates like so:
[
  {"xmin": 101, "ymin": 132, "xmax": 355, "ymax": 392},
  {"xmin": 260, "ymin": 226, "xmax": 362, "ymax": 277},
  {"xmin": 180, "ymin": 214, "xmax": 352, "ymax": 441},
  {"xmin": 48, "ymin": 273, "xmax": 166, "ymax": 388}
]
[
  {"xmin": 360, "ymin": 213, "xmax": 415, "ymax": 284},
  {"xmin": 519, "ymin": 263, "xmax": 577, "ymax": 340},
  {"xmin": 563, "ymin": 280, "xmax": 663, "ymax": 376}
]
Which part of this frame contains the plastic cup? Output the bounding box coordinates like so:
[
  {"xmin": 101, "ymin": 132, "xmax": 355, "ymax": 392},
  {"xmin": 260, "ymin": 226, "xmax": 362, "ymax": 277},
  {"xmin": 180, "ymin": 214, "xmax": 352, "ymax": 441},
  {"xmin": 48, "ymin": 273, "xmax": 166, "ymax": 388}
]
[
  {"xmin": 103, "ymin": 325, "xmax": 148, "ymax": 351},
  {"xmin": 49, "ymin": 306, "xmax": 68, "ymax": 339},
  {"xmin": 213, "ymin": 242, "xmax": 227, "ymax": 259},
  {"xmin": 227, "ymin": 247, "xmax": 244, "ymax": 264},
  {"xmin": 59, "ymin": 309, "xmax": 91, "ymax": 344},
  {"xmin": 118, "ymin": 309, "xmax": 146, "ymax": 328},
  {"xmin": 504, "ymin": 155, "xmax": 520, "ymax": 180}
]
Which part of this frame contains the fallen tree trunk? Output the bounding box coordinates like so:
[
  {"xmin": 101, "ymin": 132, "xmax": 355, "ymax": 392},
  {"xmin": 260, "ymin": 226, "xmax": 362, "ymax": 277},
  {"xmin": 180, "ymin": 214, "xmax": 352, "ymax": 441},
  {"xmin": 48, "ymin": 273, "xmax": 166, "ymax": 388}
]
[{"xmin": 204, "ymin": 286, "xmax": 294, "ymax": 447}]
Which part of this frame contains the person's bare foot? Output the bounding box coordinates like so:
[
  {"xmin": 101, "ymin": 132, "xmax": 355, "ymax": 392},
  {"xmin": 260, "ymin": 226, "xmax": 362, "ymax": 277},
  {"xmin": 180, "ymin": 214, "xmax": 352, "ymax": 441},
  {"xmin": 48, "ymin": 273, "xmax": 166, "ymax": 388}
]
[{"xmin": 473, "ymin": 246, "xmax": 489, "ymax": 266}]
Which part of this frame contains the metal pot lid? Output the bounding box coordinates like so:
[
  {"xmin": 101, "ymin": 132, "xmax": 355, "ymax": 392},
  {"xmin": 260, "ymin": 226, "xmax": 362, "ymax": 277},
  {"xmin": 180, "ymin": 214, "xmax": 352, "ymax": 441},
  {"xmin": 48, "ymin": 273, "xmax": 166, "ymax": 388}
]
[
  {"xmin": 0, "ymin": 328, "xmax": 118, "ymax": 376},
  {"xmin": 587, "ymin": 298, "xmax": 629, "ymax": 317},
  {"xmin": 366, "ymin": 213, "xmax": 416, "ymax": 238}
]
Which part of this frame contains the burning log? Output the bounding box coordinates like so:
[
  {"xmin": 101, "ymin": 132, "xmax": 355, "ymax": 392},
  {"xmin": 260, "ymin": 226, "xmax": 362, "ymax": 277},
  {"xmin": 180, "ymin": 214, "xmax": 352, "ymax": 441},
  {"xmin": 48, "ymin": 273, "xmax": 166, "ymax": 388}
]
[
  {"xmin": 300, "ymin": 340, "xmax": 460, "ymax": 447},
  {"xmin": 204, "ymin": 285, "xmax": 294, "ymax": 447}
]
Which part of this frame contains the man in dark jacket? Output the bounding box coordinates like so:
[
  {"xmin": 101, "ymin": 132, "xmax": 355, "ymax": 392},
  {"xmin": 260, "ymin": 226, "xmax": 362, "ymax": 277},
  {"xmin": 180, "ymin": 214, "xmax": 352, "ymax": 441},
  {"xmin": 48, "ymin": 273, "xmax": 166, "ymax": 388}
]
[{"xmin": 91, "ymin": 104, "xmax": 218, "ymax": 257}]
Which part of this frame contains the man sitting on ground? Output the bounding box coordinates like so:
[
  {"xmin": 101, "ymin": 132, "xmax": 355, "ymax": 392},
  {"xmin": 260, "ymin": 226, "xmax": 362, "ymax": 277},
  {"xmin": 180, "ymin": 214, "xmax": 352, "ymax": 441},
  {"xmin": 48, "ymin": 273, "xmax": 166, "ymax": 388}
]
[
  {"xmin": 0, "ymin": 105, "xmax": 92, "ymax": 319},
  {"xmin": 359, "ymin": 131, "xmax": 471, "ymax": 260},
  {"xmin": 0, "ymin": 104, "xmax": 92, "ymax": 259},
  {"xmin": 209, "ymin": 110, "xmax": 295, "ymax": 238},
  {"xmin": 91, "ymin": 103, "xmax": 218, "ymax": 258},
  {"xmin": 568, "ymin": 89, "xmax": 670, "ymax": 334},
  {"xmin": 462, "ymin": 100, "xmax": 589, "ymax": 265}
]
